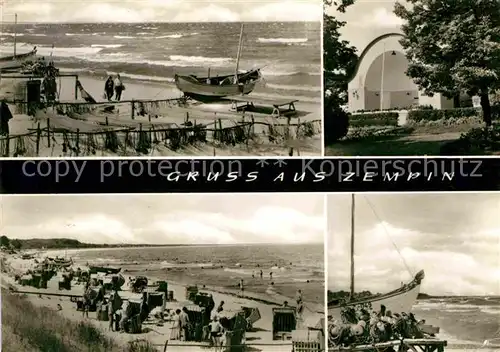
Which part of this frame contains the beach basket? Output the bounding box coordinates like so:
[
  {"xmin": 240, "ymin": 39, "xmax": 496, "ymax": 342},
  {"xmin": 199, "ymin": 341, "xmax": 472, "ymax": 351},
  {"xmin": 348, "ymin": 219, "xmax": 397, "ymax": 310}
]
[
  {"xmin": 126, "ymin": 314, "xmax": 142, "ymax": 334},
  {"xmin": 97, "ymin": 303, "xmax": 109, "ymax": 321},
  {"xmin": 272, "ymin": 307, "xmax": 297, "ymax": 340},
  {"xmin": 224, "ymin": 329, "xmax": 246, "ymax": 352},
  {"xmin": 242, "ymin": 307, "xmax": 261, "ymax": 328},
  {"xmin": 156, "ymin": 281, "xmax": 168, "ymax": 292},
  {"xmin": 20, "ymin": 274, "xmax": 32, "ymax": 286},
  {"xmin": 292, "ymin": 329, "xmax": 323, "ymax": 352},
  {"xmin": 185, "ymin": 286, "xmax": 198, "ymax": 301},
  {"xmin": 148, "ymin": 292, "xmax": 164, "ymax": 309}
]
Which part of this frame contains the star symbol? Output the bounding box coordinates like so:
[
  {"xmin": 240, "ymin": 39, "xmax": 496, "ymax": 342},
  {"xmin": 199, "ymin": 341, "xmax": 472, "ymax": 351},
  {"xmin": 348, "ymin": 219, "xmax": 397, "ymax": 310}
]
[
  {"xmin": 256, "ymin": 160, "xmax": 269, "ymax": 168},
  {"xmin": 274, "ymin": 160, "xmax": 287, "ymax": 167}
]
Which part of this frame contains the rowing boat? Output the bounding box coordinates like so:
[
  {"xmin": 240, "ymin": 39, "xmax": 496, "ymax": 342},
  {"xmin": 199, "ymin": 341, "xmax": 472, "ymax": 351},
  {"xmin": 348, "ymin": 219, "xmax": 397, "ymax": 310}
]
[
  {"xmin": 0, "ymin": 48, "xmax": 37, "ymax": 71},
  {"xmin": 174, "ymin": 69, "xmax": 260, "ymax": 102},
  {"xmin": 174, "ymin": 23, "xmax": 261, "ymax": 102}
]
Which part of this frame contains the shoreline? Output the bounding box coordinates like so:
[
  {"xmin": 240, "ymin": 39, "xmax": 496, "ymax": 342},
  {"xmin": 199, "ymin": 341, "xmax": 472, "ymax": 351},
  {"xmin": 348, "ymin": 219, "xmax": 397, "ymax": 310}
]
[{"xmin": 34, "ymin": 247, "xmax": 324, "ymax": 310}]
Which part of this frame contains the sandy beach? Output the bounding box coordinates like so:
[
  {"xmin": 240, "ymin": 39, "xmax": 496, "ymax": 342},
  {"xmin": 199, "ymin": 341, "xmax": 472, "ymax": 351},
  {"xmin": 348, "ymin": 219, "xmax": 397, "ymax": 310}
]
[
  {"xmin": 1, "ymin": 247, "xmax": 325, "ymax": 352},
  {"xmin": 0, "ymin": 72, "xmax": 321, "ymax": 157}
]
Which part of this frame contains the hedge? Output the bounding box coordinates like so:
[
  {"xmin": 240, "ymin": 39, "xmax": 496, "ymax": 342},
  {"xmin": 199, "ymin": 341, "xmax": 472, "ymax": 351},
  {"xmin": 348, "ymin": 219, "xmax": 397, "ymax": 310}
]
[
  {"xmin": 350, "ymin": 112, "xmax": 399, "ymax": 127},
  {"xmin": 408, "ymin": 107, "xmax": 480, "ymax": 122}
]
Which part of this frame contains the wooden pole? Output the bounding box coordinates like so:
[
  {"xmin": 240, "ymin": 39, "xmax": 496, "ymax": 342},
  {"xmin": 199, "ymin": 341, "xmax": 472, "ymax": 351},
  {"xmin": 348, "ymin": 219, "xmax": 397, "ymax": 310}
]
[
  {"xmin": 47, "ymin": 118, "xmax": 51, "ymax": 148},
  {"xmin": 234, "ymin": 23, "xmax": 244, "ymax": 83},
  {"xmin": 76, "ymin": 129, "xmax": 80, "ymax": 156},
  {"xmin": 350, "ymin": 194, "xmax": 355, "ymax": 299},
  {"xmin": 75, "ymin": 75, "xmax": 79, "ymax": 100},
  {"xmin": 36, "ymin": 122, "xmax": 41, "ymax": 155},
  {"xmin": 131, "ymin": 100, "xmax": 135, "ymax": 120},
  {"xmin": 5, "ymin": 136, "xmax": 10, "ymax": 157},
  {"xmin": 161, "ymin": 292, "xmax": 167, "ymax": 316},
  {"xmin": 380, "ymin": 43, "xmax": 386, "ymax": 111},
  {"xmin": 13, "ymin": 14, "xmax": 17, "ymax": 57}
]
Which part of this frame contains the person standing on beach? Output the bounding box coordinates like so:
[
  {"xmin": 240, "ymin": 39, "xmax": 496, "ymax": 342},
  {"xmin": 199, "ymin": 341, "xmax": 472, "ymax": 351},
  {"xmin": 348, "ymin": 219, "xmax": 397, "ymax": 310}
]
[
  {"xmin": 104, "ymin": 76, "xmax": 114, "ymax": 101},
  {"xmin": 0, "ymin": 101, "xmax": 13, "ymax": 136},
  {"xmin": 239, "ymin": 279, "xmax": 244, "ymax": 296},
  {"xmin": 209, "ymin": 316, "xmax": 224, "ymax": 348},
  {"xmin": 259, "ymin": 270, "xmax": 263, "ymax": 279},
  {"xmin": 108, "ymin": 290, "xmax": 122, "ymax": 331},
  {"xmin": 296, "ymin": 289, "xmax": 303, "ymax": 305},
  {"xmin": 269, "ymin": 272, "xmax": 273, "ymax": 280},
  {"xmin": 114, "ymin": 74, "xmax": 124, "ymax": 101},
  {"xmin": 170, "ymin": 309, "xmax": 182, "ymax": 340},
  {"xmin": 216, "ymin": 301, "xmax": 224, "ymax": 314},
  {"xmin": 179, "ymin": 307, "xmax": 190, "ymax": 341}
]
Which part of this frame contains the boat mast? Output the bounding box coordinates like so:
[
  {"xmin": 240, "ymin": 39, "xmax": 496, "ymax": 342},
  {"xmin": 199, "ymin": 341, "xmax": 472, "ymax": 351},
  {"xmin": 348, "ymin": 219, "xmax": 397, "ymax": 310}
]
[
  {"xmin": 350, "ymin": 193, "xmax": 355, "ymax": 299},
  {"xmin": 13, "ymin": 14, "xmax": 17, "ymax": 57},
  {"xmin": 234, "ymin": 23, "xmax": 244, "ymax": 83}
]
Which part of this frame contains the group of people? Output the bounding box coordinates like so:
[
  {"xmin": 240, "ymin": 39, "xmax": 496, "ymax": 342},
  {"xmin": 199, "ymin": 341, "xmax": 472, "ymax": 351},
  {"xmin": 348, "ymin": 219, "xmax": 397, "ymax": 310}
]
[
  {"xmin": 170, "ymin": 298, "xmax": 226, "ymax": 348},
  {"xmin": 329, "ymin": 305, "xmax": 427, "ymax": 348},
  {"xmin": 81, "ymin": 280, "xmax": 150, "ymax": 334},
  {"xmin": 104, "ymin": 75, "xmax": 125, "ymax": 101}
]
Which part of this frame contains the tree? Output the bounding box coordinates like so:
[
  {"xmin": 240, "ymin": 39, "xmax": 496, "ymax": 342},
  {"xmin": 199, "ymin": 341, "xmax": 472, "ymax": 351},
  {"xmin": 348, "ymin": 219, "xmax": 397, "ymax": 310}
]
[
  {"xmin": 10, "ymin": 239, "xmax": 22, "ymax": 250},
  {"xmin": 0, "ymin": 235, "xmax": 10, "ymax": 247},
  {"xmin": 323, "ymin": 0, "xmax": 359, "ymax": 145},
  {"xmin": 394, "ymin": 0, "xmax": 500, "ymax": 126}
]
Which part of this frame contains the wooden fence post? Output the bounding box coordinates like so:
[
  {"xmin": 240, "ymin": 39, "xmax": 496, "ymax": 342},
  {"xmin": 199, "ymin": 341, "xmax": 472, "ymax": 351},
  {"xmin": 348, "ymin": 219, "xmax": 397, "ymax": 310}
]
[
  {"xmin": 36, "ymin": 122, "xmax": 41, "ymax": 155},
  {"xmin": 47, "ymin": 118, "xmax": 51, "ymax": 148},
  {"xmin": 74, "ymin": 75, "xmax": 79, "ymax": 100}
]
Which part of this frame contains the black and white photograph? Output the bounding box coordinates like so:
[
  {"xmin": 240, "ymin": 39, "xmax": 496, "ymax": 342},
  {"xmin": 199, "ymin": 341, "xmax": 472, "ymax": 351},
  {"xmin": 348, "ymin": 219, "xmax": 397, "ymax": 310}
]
[
  {"xmin": 327, "ymin": 193, "xmax": 500, "ymax": 352},
  {"xmin": 323, "ymin": 0, "xmax": 500, "ymax": 156},
  {"xmin": 0, "ymin": 0, "xmax": 321, "ymax": 157},
  {"xmin": 1, "ymin": 194, "xmax": 325, "ymax": 351}
]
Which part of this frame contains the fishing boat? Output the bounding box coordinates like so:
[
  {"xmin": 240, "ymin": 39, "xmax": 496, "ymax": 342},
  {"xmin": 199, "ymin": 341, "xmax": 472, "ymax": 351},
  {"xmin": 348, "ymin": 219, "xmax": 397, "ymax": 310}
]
[
  {"xmin": 0, "ymin": 14, "xmax": 37, "ymax": 72},
  {"xmin": 89, "ymin": 266, "xmax": 121, "ymax": 275},
  {"xmin": 328, "ymin": 194, "xmax": 425, "ymax": 320},
  {"xmin": 0, "ymin": 48, "xmax": 37, "ymax": 71},
  {"xmin": 174, "ymin": 23, "xmax": 261, "ymax": 102}
]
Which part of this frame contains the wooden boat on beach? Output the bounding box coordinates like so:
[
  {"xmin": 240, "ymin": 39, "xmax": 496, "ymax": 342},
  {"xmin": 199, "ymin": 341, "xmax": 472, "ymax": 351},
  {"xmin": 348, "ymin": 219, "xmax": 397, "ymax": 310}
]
[
  {"xmin": 0, "ymin": 14, "xmax": 37, "ymax": 71},
  {"xmin": 0, "ymin": 48, "xmax": 37, "ymax": 71},
  {"xmin": 174, "ymin": 69, "xmax": 260, "ymax": 102},
  {"xmin": 89, "ymin": 266, "xmax": 121, "ymax": 275},
  {"xmin": 328, "ymin": 194, "xmax": 425, "ymax": 320},
  {"xmin": 174, "ymin": 23, "xmax": 261, "ymax": 102}
]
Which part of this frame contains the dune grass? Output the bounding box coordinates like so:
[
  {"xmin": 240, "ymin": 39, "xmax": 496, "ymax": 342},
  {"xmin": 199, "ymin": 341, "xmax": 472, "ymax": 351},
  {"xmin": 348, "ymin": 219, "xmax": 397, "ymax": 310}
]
[{"xmin": 1, "ymin": 289, "xmax": 157, "ymax": 352}]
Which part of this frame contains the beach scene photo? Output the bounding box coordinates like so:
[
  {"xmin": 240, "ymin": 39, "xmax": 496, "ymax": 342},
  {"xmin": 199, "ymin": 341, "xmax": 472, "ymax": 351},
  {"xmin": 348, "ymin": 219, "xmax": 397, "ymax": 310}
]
[
  {"xmin": 323, "ymin": 0, "xmax": 500, "ymax": 155},
  {"xmin": 327, "ymin": 193, "xmax": 500, "ymax": 352},
  {"xmin": 1, "ymin": 194, "xmax": 325, "ymax": 351},
  {"xmin": 0, "ymin": 0, "xmax": 322, "ymax": 157}
]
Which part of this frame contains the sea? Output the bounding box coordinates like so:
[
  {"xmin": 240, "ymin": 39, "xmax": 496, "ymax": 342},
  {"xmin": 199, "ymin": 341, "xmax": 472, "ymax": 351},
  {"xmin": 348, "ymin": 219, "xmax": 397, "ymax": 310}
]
[
  {"xmin": 0, "ymin": 22, "xmax": 321, "ymax": 102},
  {"xmin": 414, "ymin": 297, "xmax": 500, "ymax": 350},
  {"xmin": 47, "ymin": 244, "xmax": 324, "ymax": 305},
  {"xmin": 61, "ymin": 243, "xmax": 324, "ymax": 279}
]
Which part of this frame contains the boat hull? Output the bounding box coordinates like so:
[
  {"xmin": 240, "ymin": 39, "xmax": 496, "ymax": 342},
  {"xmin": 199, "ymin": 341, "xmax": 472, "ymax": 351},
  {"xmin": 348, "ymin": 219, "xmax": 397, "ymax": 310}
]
[
  {"xmin": 174, "ymin": 71, "xmax": 259, "ymax": 102},
  {"xmin": 0, "ymin": 50, "xmax": 37, "ymax": 71},
  {"xmin": 328, "ymin": 271, "xmax": 424, "ymax": 320}
]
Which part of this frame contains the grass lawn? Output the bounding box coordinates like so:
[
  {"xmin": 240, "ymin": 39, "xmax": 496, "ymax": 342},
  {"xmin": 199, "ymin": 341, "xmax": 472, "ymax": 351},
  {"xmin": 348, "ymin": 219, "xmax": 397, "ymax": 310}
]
[
  {"xmin": 1, "ymin": 288, "xmax": 156, "ymax": 352},
  {"xmin": 325, "ymin": 124, "xmax": 487, "ymax": 156}
]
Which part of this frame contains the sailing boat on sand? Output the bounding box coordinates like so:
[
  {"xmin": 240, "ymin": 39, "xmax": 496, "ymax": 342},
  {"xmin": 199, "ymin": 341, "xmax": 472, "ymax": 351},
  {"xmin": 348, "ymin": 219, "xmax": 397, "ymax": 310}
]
[
  {"xmin": 328, "ymin": 194, "xmax": 425, "ymax": 320},
  {"xmin": 174, "ymin": 23, "xmax": 261, "ymax": 102},
  {"xmin": 0, "ymin": 14, "xmax": 38, "ymax": 72}
]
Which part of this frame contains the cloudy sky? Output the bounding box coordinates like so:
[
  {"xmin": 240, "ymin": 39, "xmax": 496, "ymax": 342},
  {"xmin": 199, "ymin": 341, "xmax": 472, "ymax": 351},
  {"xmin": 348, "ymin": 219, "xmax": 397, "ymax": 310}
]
[
  {"xmin": 0, "ymin": 194, "xmax": 324, "ymax": 245},
  {"xmin": 1, "ymin": 0, "xmax": 321, "ymax": 23},
  {"xmin": 325, "ymin": 0, "xmax": 405, "ymax": 51},
  {"xmin": 328, "ymin": 194, "xmax": 500, "ymax": 296}
]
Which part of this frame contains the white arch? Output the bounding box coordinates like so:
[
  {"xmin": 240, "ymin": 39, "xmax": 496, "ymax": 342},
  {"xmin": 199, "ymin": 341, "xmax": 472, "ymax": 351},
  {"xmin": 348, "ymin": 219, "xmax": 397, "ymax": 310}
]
[{"xmin": 347, "ymin": 33, "xmax": 453, "ymax": 113}]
